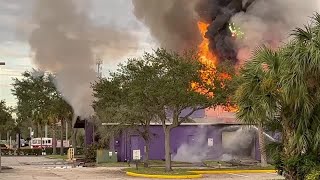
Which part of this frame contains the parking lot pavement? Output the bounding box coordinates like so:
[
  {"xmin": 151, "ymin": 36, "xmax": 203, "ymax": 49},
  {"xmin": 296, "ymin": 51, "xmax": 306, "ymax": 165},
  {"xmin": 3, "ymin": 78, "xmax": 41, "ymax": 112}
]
[
  {"xmin": 2, "ymin": 156, "xmax": 63, "ymax": 166},
  {"xmin": 201, "ymin": 172, "xmax": 284, "ymax": 179},
  {"xmin": 1, "ymin": 156, "xmax": 284, "ymax": 180}
]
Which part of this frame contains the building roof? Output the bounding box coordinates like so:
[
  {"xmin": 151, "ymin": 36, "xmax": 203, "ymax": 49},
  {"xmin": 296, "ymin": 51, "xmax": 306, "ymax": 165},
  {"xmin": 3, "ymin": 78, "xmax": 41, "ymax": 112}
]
[{"xmin": 101, "ymin": 121, "xmax": 244, "ymax": 126}]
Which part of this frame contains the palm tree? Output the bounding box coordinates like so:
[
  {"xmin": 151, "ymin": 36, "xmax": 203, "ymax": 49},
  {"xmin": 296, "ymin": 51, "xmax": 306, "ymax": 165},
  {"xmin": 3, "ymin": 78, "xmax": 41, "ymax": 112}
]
[
  {"xmin": 235, "ymin": 46, "xmax": 281, "ymax": 167},
  {"xmin": 235, "ymin": 13, "xmax": 320, "ymax": 179}
]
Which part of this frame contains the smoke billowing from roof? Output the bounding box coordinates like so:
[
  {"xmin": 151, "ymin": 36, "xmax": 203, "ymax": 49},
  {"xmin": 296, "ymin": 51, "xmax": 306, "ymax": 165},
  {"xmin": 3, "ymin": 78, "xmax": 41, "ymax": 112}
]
[
  {"xmin": 132, "ymin": 0, "xmax": 201, "ymax": 53},
  {"xmin": 28, "ymin": 0, "xmax": 138, "ymax": 118},
  {"xmin": 232, "ymin": 0, "xmax": 320, "ymax": 63},
  {"xmin": 132, "ymin": 0, "xmax": 319, "ymax": 63}
]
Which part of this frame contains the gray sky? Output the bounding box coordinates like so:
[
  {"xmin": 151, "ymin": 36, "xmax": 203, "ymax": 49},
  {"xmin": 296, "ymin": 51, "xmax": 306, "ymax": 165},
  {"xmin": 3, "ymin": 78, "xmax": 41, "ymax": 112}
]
[{"xmin": 0, "ymin": 0, "xmax": 155, "ymax": 107}]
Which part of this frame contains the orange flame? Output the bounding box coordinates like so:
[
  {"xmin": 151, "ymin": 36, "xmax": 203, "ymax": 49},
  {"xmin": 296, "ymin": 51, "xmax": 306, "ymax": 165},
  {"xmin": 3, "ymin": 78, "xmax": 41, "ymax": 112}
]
[
  {"xmin": 194, "ymin": 21, "xmax": 237, "ymax": 112},
  {"xmin": 192, "ymin": 21, "xmax": 218, "ymax": 92},
  {"xmin": 197, "ymin": 21, "xmax": 218, "ymax": 68}
]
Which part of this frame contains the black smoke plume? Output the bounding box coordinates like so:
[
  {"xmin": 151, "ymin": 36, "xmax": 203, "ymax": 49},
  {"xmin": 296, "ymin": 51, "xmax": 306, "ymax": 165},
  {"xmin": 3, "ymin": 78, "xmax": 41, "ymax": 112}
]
[
  {"xmin": 132, "ymin": 0, "xmax": 255, "ymax": 63},
  {"xmin": 132, "ymin": 0, "xmax": 318, "ymax": 64},
  {"xmin": 196, "ymin": 0, "xmax": 255, "ymax": 62}
]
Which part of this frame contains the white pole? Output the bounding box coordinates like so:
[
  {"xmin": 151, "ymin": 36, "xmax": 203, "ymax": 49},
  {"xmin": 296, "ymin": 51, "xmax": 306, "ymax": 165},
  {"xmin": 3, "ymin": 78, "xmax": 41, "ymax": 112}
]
[{"xmin": 9, "ymin": 136, "xmax": 11, "ymax": 149}]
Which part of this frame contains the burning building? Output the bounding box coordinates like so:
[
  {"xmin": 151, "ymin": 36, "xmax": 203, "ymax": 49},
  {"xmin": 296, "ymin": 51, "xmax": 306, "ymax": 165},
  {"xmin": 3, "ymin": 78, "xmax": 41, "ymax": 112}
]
[
  {"xmin": 108, "ymin": 0, "xmax": 317, "ymax": 163},
  {"xmin": 76, "ymin": 0, "xmax": 317, "ymax": 163}
]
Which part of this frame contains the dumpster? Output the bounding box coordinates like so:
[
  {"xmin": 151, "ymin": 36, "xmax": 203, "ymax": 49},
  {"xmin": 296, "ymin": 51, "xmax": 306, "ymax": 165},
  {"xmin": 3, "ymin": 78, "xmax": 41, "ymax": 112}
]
[{"xmin": 96, "ymin": 149, "xmax": 118, "ymax": 163}]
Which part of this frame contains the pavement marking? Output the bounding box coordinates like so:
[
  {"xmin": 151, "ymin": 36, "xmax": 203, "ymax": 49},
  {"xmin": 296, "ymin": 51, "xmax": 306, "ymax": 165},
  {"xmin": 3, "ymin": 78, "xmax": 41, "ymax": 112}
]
[{"xmin": 227, "ymin": 173, "xmax": 249, "ymax": 178}]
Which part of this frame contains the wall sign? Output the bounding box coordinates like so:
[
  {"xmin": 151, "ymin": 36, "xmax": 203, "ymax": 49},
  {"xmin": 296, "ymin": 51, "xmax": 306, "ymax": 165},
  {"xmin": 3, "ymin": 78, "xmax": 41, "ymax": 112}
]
[
  {"xmin": 133, "ymin": 149, "xmax": 141, "ymax": 160},
  {"xmin": 208, "ymin": 138, "xmax": 214, "ymax": 147}
]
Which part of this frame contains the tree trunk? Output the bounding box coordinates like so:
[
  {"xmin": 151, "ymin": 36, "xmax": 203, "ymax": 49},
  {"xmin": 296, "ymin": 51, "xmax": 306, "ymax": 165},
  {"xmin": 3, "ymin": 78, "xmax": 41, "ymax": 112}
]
[
  {"xmin": 52, "ymin": 122, "xmax": 57, "ymax": 155},
  {"xmin": 258, "ymin": 126, "xmax": 268, "ymax": 167},
  {"xmin": 60, "ymin": 119, "xmax": 64, "ymax": 155},
  {"xmin": 144, "ymin": 138, "xmax": 150, "ymax": 168},
  {"xmin": 34, "ymin": 123, "xmax": 38, "ymax": 138},
  {"xmin": 0, "ymin": 133, "xmax": 2, "ymax": 173},
  {"xmin": 282, "ymin": 121, "xmax": 297, "ymax": 180},
  {"xmin": 164, "ymin": 127, "xmax": 172, "ymax": 172}
]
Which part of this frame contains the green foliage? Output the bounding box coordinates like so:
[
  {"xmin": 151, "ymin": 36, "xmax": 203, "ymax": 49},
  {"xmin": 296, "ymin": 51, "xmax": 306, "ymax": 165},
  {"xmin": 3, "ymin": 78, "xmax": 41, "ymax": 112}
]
[
  {"xmin": 84, "ymin": 144, "xmax": 99, "ymax": 162},
  {"xmin": 235, "ymin": 13, "xmax": 320, "ymax": 179},
  {"xmin": 11, "ymin": 70, "xmax": 73, "ymax": 135},
  {"xmin": 306, "ymin": 167, "xmax": 320, "ymax": 180},
  {"xmin": 124, "ymin": 167, "xmax": 197, "ymax": 175},
  {"xmin": 265, "ymin": 142, "xmax": 283, "ymax": 173},
  {"xmin": 93, "ymin": 48, "xmax": 235, "ymax": 171},
  {"xmin": 94, "ymin": 48, "xmax": 235, "ymax": 128},
  {"xmin": 0, "ymin": 100, "xmax": 14, "ymax": 136},
  {"xmin": 284, "ymin": 154, "xmax": 320, "ymax": 179},
  {"xmin": 1, "ymin": 147, "xmax": 81, "ymax": 156}
]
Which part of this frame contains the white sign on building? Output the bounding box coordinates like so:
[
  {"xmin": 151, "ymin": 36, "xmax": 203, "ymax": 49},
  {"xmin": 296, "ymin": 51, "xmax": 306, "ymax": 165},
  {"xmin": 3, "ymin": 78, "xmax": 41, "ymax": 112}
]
[
  {"xmin": 208, "ymin": 138, "xmax": 214, "ymax": 147},
  {"xmin": 133, "ymin": 150, "xmax": 141, "ymax": 160}
]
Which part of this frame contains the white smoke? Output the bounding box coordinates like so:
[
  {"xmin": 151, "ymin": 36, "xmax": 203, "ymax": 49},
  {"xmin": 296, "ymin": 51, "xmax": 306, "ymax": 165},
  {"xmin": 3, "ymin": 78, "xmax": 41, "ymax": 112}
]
[
  {"xmin": 172, "ymin": 127, "xmax": 209, "ymax": 163},
  {"xmin": 221, "ymin": 127, "xmax": 254, "ymax": 154},
  {"xmin": 232, "ymin": 0, "xmax": 320, "ymax": 63},
  {"xmin": 172, "ymin": 126, "xmax": 257, "ymax": 163}
]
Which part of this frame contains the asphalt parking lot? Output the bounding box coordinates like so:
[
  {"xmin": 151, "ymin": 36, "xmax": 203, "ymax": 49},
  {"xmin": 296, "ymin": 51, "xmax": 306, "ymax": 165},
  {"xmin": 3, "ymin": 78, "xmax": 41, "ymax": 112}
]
[{"xmin": 0, "ymin": 156, "xmax": 284, "ymax": 180}]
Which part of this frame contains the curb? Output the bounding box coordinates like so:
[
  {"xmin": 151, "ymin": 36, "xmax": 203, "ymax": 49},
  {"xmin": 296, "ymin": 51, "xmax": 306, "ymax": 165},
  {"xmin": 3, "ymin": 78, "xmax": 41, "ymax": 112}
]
[
  {"xmin": 190, "ymin": 169, "xmax": 277, "ymax": 174},
  {"xmin": 126, "ymin": 171, "xmax": 203, "ymax": 179}
]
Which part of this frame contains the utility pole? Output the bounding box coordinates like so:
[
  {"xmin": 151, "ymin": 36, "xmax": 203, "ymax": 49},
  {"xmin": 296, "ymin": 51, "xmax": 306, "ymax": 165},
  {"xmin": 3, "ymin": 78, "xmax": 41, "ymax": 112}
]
[
  {"xmin": 96, "ymin": 59, "xmax": 103, "ymax": 78},
  {"xmin": 93, "ymin": 59, "xmax": 103, "ymax": 144}
]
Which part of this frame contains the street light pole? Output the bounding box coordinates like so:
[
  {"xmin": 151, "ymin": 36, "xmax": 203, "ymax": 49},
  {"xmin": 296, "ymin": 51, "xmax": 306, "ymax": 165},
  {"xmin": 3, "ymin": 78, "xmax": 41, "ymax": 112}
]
[{"xmin": 0, "ymin": 61, "xmax": 5, "ymax": 173}]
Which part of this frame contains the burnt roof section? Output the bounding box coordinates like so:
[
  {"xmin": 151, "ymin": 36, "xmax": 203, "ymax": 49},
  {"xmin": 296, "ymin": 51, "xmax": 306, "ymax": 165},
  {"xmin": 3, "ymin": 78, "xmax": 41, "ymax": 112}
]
[{"xmin": 73, "ymin": 116, "xmax": 85, "ymax": 128}]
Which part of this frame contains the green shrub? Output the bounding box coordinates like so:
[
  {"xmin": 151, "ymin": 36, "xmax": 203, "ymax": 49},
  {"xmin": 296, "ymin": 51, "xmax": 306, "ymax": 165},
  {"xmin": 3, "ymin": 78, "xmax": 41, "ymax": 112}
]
[
  {"xmin": 84, "ymin": 144, "xmax": 98, "ymax": 162},
  {"xmin": 45, "ymin": 148, "xmax": 68, "ymax": 155},
  {"xmin": 306, "ymin": 168, "xmax": 320, "ymax": 180},
  {"xmin": 266, "ymin": 142, "xmax": 283, "ymax": 175},
  {"xmin": 1, "ymin": 147, "xmax": 84, "ymax": 156},
  {"xmin": 284, "ymin": 154, "xmax": 320, "ymax": 179}
]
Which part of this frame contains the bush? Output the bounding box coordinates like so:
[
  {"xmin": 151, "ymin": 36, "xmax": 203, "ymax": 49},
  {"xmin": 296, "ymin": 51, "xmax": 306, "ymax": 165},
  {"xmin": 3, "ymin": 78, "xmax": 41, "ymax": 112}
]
[
  {"xmin": 1, "ymin": 149, "xmax": 42, "ymax": 155},
  {"xmin": 45, "ymin": 148, "xmax": 68, "ymax": 155},
  {"xmin": 266, "ymin": 142, "xmax": 284, "ymax": 175},
  {"xmin": 1, "ymin": 147, "xmax": 84, "ymax": 156},
  {"xmin": 84, "ymin": 144, "xmax": 98, "ymax": 162},
  {"xmin": 284, "ymin": 154, "xmax": 320, "ymax": 179},
  {"xmin": 306, "ymin": 168, "xmax": 320, "ymax": 180}
]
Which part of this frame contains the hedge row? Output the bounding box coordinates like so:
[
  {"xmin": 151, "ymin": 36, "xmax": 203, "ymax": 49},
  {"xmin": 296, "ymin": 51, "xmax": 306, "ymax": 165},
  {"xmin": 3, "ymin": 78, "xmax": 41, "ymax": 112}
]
[{"xmin": 1, "ymin": 147, "xmax": 83, "ymax": 156}]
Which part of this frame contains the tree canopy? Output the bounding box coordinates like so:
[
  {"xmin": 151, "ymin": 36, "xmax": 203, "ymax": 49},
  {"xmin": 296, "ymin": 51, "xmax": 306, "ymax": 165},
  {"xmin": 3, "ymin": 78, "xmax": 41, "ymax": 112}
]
[
  {"xmin": 11, "ymin": 70, "xmax": 73, "ymax": 138},
  {"xmin": 0, "ymin": 100, "xmax": 14, "ymax": 137},
  {"xmin": 93, "ymin": 48, "xmax": 235, "ymax": 171}
]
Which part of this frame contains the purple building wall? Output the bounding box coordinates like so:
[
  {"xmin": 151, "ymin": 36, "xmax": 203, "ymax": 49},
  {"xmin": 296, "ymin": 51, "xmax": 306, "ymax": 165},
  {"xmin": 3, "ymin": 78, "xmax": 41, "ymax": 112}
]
[
  {"xmin": 112, "ymin": 124, "xmax": 260, "ymax": 162},
  {"xmin": 85, "ymin": 121, "xmax": 94, "ymax": 145},
  {"xmin": 82, "ymin": 109, "xmax": 205, "ymax": 146}
]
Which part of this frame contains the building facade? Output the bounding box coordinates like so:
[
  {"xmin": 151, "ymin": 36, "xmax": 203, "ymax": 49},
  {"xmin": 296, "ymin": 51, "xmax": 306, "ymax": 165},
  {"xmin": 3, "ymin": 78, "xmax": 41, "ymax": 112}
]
[{"xmin": 111, "ymin": 123, "xmax": 261, "ymax": 162}]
